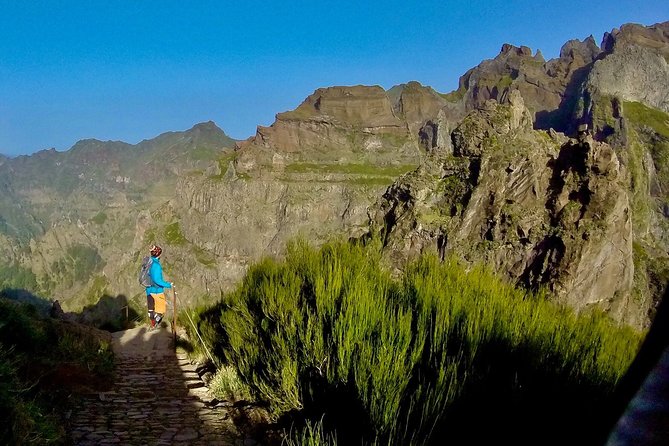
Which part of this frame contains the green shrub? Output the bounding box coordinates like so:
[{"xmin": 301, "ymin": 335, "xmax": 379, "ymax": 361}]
[
  {"xmin": 208, "ymin": 365, "xmax": 251, "ymax": 401},
  {"xmin": 55, "ymin": 330, "xmax": 114, "ymax": 374},
  {"xmin": 196, "ymin": 240, "xmax": 641, "ymax": 445},
  {"xmin": 283, "ymin": 417, "xmax": 337, "ymax": 446},
  {"xmin": 90, "ymin": 211, "xmax": 108, "ymax": 225}
]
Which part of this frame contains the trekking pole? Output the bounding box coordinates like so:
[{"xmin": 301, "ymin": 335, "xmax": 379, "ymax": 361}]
[
  {"xmin": 172, "ymin": 285, "xmax": 178, "ymax": 346},
  {"xmin": 174, "ymin": 291, "xmax": 216, "ymax": 365}
]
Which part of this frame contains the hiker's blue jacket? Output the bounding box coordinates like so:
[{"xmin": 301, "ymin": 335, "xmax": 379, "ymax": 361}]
[{"xmin": 145, "ymin": 256, "xmax": 172, "ymax": 295}]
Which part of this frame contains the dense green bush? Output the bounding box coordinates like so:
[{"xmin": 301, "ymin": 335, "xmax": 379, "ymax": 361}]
[{"xmin": 195, "ymin": 240, "xmax": 641, "ymax": 445}]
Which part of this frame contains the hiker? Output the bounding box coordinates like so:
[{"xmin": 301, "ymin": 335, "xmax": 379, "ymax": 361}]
[{"xmin": 144, "ymin": 245, "xmax": 172, "ymax": 329}]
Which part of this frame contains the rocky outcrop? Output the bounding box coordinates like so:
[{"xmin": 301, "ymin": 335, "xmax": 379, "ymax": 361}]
[
  {"xmin": 411, "ymin": 34, "xmax": 605, "ymax": 152},
  {"xmin": 451, "ymin": 90, "xmax": 533, "ymax": 157},
  {"xmin": 387, "ymin": 81, "xmax": 451, "ymax": 134},
  {"xmin": 568, "ymin": 21, "xmax": 669, "ymax": 320},
  {"xmin": 602, "ymin": 22, "xmax": 669, "ymax": 59},
  {"xmin": 579, "ymin": 21, "xmax": 669, "ymax": 128},
  {"xmin": 438, "ymin": 37, "xmax": 603, "ymax": 132},
  {"xmin": 370, "ymin": 94, "xmax": 644, "ymax": 326},
  {"xmin": 239, "ymin": 86, "xmax": 413, "ymax": 159}
]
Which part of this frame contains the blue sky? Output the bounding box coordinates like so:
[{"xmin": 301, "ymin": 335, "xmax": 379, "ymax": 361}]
[{"xmin": 0, "ymin": 1, "xmax": 666, "ymax": 156}]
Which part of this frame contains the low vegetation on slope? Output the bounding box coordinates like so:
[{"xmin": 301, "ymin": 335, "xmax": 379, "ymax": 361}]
[
  {"xmin": 0, "ymin": 296, "xmax": 114, "ymax": 445},
  {"xmin": 191, "ymin": 240, "xmax": 642, "ymax": 445}
]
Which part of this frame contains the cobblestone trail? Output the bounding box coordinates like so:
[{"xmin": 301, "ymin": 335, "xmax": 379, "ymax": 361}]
[{"xmin": 68, "ymin": 326, "xmax": 240, "ymax": 445}]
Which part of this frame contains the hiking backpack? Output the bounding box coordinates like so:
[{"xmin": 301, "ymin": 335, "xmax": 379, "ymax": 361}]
[{"xmin": 139, "ymin": 256, "xmax": 154, "ymax": 287}]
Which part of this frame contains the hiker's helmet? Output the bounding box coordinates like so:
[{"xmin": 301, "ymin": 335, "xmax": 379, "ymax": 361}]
[{"xmin": 150, "ymin": 245, "xmax": 162, "ymax": 257}]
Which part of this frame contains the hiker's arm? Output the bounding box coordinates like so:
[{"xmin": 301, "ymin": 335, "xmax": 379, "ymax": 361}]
[{"xmin": 150, "ymin": 265, "xmax": 172, "ymax": 288}]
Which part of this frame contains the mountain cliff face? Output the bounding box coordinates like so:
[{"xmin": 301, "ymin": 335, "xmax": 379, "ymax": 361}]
[
  {"xmin": 372, "ymin": 21, "xmax": 669, "ymax": 327},
  {"xmin": 370, "ymin": 92, "xmax": 640, "ymax": 324},
  {"xmin": 1, "ymin": 21, "xmax": 667, "ymax": 328}
]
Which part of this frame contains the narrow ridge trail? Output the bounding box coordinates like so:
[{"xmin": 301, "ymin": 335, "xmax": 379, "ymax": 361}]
[{"xmin": 68, "ymin": 326, "xmax": 240, "ymax": 445}]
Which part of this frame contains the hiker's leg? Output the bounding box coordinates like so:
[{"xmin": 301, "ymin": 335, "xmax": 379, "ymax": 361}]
[
  {"xmin": 146, "ymin": 294, "xmax": 155, "ymax": 326},
  {"xmin": 152, "ymin": 293, "xmax": 166, "ymax": 326}
]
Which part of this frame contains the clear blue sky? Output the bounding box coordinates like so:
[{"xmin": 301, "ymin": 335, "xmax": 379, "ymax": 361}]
[{"xmin": 0, "ymin": 1, "xmax": 666, "ymax": 156}]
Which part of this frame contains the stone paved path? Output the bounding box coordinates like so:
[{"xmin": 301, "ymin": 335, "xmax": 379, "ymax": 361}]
[{"xmin": 68, "ymin": 326, "xmax": 240, "ymax": 445}]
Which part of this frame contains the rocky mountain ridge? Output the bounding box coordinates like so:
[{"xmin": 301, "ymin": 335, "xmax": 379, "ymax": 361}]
[{"xmin": 1, "ymin": 21, "xmax": 668, "ymax": 328}]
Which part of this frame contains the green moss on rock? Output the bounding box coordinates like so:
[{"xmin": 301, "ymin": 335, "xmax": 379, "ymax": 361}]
[
  {"xmin": 164, "ymin": 222, "xmax": 188, "ymax": 246},
  {"xmin": 440, "ymin": 87, "xmax": 466, "ymax": 103},
  {"xmin": 624, "ymin": 101, "xmax": 669, "ymax": 139},
  {"xmin": 91, "ymin": 211, "xmax": 108, "ymax": 225}
]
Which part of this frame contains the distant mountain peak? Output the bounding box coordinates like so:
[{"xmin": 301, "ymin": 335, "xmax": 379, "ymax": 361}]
[
  {"xmin": 70, "ymin": 138, "xmax": 104, "ymax": 150},
  {"xmin": 190, "ymin": 121, "xmax": 220, "ymax": 131}
]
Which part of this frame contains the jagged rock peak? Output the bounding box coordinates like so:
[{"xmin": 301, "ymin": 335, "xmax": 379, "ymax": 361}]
[
  {"xmin": 188, "ymin": 121, "xmax": 224, "ymax": 133},
  {"xmin": 29, "ymin": 148, "xmax": 60, "ymax": 159},
  {"xmin": 387, "ymin": 81, "xmax": 450, "ymax": 133},
  {"xmin": 452, "ymin": 91, "xmax": 532, "ymax": 157},
  {"xmin": 559, "ymin": 36, "xmax": 601, "ymax": 64},
  {"xmin": 454, "ymin": 41, "xmax": 557, "ymax": 124},
  {"xmin": 387, "ymin": 80, "xmax": 439, "ymax": 100},
  {"xmin": 581, "ymin": 21, "xmax": 669, "ymax": 118},
  {"xmin": 500, "ymin": 43, "xmax": 533, "ymax": 57},
  {"xmin": 484, "ymin": 43, "xmax": 546, "ymax": 66},
  {"xmin": 602, "ymin": 21, "xmax": 669, "ymax": 55},
  {"xmin": 184, "ymin": 121, "xmax": 235, "ymax": 144},
  {"xmin": 535, "ymin": 49, "xmax": 545, "ymax": 62}
]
